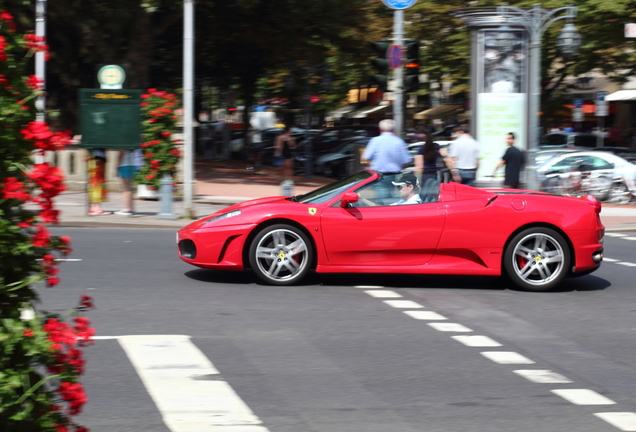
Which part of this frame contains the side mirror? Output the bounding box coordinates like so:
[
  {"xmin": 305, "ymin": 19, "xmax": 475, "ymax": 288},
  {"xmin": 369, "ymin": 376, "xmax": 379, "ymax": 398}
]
[{"xmin": 340, "ymin": 192, "xmax": 359, "ymax": 207}]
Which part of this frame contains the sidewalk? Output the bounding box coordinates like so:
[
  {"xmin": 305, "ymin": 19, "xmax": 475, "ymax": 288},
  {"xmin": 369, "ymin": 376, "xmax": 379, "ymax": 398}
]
[{"xmin": 49, "ymin": 158, "xmax": 636, "ymax": 232}]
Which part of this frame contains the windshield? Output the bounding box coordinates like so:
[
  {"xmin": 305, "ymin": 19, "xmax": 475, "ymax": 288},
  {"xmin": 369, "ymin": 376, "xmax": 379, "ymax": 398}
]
[{"xmin": 294, "ymin": 171, "xmax": 373, "ymax": 204}]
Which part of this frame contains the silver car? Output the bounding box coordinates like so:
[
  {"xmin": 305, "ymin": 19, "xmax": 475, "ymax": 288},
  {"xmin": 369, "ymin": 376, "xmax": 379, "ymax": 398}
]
[{"xmin": 537, "ymin": 151, "xmax": 636, "ymax": 204}]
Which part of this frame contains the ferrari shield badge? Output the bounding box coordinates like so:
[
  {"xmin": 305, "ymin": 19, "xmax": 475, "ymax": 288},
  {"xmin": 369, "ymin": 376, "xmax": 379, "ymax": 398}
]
[{"xmin": 308, "ymin": 207, "xmax": 317, "ymax": 216}]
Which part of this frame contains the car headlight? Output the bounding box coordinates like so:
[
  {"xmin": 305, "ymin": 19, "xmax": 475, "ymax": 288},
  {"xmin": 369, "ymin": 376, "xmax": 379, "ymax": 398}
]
[{"xmin": 205, "ymin": 209, "xmax": 242, "ymax": 223}]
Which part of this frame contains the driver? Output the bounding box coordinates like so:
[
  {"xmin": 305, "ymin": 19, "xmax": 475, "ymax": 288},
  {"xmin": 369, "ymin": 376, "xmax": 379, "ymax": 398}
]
[{"xmin": 391, "ymin": 173, "xmax": 422, "ymax": 205}]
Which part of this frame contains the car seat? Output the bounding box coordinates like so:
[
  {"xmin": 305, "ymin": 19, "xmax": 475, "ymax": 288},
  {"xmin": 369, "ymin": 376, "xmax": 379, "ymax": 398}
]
[{"xmin": 420, "ymin": 178, "xmax": 440, "ymax": 203}]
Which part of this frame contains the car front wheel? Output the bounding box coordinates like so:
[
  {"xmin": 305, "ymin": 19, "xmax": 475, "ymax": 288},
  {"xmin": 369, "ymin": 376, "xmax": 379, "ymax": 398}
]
[
  {"xmin": 249, "ymin": 224, "xmax": 313, "ymax": 285},
  {"xmin": 504, "ymin": 227, "xmax": 570, "ymax": 292}
]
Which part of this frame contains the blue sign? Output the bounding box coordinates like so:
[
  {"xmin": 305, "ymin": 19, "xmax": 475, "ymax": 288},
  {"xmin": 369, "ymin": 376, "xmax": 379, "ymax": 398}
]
[
  {"xmin": 382, "ymin": 0, "xmax": 417, "ymax": 10},
  {"xmin": 387, "ymin": 45, "xmax": 403, "ymax": 69},
  {"xmin": 574, "ymin": 99, "xmax": 583, "ymax": 109},
  {"xmin": 597, "ymin": 91, "xmax": 607, "ymax": 101}
]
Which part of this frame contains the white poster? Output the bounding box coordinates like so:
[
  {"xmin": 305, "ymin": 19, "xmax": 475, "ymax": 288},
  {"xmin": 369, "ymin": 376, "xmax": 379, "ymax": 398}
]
[{"xmin": 476, "ymin": 93, "xmax": 526, "ymax": 180}]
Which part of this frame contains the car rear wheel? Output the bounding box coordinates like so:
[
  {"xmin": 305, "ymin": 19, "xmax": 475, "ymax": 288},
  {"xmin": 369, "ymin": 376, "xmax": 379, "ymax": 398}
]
[
  {"xmin": 609, "ymin": 182, "xmax": 631, "ymax": 204},
  {"xmin": 249, "ymin": 224, "xmax": 313, "ymax": 285},
  {"xmin": 504, "ymin": 227, "xmax": 570, "ymax": 292}
]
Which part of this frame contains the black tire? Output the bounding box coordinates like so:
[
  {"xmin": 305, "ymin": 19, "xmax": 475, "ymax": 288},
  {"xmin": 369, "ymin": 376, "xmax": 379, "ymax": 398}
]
[
  {"xmin": 503, "ymin": 227, "xmax": 570, "ymax": 292},
  {"xmin": 609, "ymin": 182, "xmax": 632, "ymax": 204},
  {"xmin": 249, "ymin": 224, "xmax": 313, "ymax": 285}
]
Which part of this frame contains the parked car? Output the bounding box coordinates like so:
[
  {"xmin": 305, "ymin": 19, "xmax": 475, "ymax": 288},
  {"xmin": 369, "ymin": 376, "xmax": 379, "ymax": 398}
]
[
  {"xmin": 534, "ymin": 148, "xmax": 582, "ymax": 166},
  {"xmin": 294, "ymin": 125, "xmax": 379, "ymax": 171},
  {"xmin": 313, "ymin": 138, "xmax": 369, "ymax": 178},
  {"xmin": 540, "ymin": 132, "xmax": 602, "ymax": 149},
  {"xmin": 537, "ymin": 151, "xmax": 636, "ymax": 203},
  {"xmin": 177, "ymin": 169, "xmax": 604, "ymax": 292}
]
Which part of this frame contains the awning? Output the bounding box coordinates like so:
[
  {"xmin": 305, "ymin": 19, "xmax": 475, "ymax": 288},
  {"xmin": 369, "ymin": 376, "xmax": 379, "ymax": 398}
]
[
  {"xmin": 413, "ymin": 104, "xmax": 464, "ymax": 120},
  {"xmin": 343, "ymin": 104, "xmax": 390, "ymax": 119},
  {"xmin": 326, "ymin": 105, "xmax": 357, "ymax": 120},
  {"xmin": 606, "ymin": 90, "xmax": 636, "ymax": 101}
]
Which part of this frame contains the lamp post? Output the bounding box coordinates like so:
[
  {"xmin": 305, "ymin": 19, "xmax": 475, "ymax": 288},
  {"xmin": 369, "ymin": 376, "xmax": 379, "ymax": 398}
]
[{"xmin": 497, "ymin": 4, "xmax": 580, "ymax": 191}]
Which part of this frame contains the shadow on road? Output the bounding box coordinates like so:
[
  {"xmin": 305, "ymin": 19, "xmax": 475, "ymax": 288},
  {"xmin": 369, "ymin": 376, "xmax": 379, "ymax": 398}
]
[{"xmin": 184, "ymin": 268, "xmax": 611, "ymax": 293}]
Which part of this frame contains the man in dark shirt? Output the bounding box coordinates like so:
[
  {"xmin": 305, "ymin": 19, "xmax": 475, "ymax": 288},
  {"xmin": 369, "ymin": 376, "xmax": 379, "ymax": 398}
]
[{"xmin": 493, "ymin": 132, "xmax": 525, "ymax": 188}]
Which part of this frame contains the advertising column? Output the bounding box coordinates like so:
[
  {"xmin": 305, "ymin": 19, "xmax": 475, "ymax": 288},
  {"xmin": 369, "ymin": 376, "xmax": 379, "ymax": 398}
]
[{"xmin": 475, "ymin": 29, "xmax": 528, "ymax": 181}]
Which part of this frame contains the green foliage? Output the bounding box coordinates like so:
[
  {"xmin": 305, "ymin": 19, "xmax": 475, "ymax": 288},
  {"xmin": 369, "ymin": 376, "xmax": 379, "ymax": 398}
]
[{"xmin": 134, "ymin": 88, "xmax": 181, "ymax": 190}]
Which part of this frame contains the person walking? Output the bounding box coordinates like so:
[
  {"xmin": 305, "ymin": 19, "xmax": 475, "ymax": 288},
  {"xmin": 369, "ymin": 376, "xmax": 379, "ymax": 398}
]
[
  {"xmin": 493, "ymin": 132, "xmax": 525, "ymax": 189},
  {"xmin": 362, "ymin": 119, "xmax": 411, "ymax": 174},
  {"xmin": 448, "ymin": 125, "xmax": 480, "ymax": 186},
  {"xmin": 274, "ymin": 126, "xmax": 296, "ymax": 182},
  {"xmin": 414, "ymin": 127, "xmax": 451, "ymax": 184}
]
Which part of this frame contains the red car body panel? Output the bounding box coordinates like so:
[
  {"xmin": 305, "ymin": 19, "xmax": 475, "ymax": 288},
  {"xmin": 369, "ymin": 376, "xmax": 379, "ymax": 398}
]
[{"xmin": 177, "ymin": 172, "xmax": 604, "ymax": 280}]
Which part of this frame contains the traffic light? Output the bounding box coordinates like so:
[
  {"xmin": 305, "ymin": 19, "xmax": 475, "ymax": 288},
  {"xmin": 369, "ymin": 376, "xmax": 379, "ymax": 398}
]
[
  {"xmin": 404, "ymin": 39, "xmax": 420, "ymax": 92},
  {"xmin": 370, "ymin": 39, "xmax": 390, "ymax": 92}
]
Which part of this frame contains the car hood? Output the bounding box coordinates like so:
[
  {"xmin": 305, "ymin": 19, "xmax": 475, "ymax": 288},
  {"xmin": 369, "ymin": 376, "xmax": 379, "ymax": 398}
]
[{"xmin": 180, "ymin": 196, "xmax": 293, "ymax": 231}]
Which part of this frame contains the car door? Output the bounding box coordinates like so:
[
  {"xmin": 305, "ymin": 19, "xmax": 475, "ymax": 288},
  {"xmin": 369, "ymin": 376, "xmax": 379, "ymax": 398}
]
[{"xmin": 319, "ymin": 179, "xmax": 446, "ymax": 266}]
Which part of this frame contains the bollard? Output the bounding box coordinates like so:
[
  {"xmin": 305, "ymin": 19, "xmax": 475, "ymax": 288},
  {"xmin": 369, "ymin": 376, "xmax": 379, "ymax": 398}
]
[
  {"xmin": 157, "ymin": 174, "xmax": 177, "ymax": 219},
  {"xmin": 280, "ymin": 180, "xmax": 294, "ymax": 197}
]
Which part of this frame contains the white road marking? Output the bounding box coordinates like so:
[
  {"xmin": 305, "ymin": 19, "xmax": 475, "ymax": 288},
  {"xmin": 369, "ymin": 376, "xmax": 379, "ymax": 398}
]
[
  {"xmin": 118, "ymin": 335, "xmax": 270, "ymax": 432},
  {"xmin": 382, "ymin": 300, "xmax": 423, "ymax": 309},
  {"xmin": 606, "ymin": 233, "xmax": 627, "ymax": 237},
  {"xmin": 427, "ymin": 323, "xmax": 473, "ymax": 332},
  {"xmin": 91, "ymin": 336, "xmax": 120, "ymax": 340},
  {"xmin": 403, "ymin": 310, "xmax": 447, "ymax": 320},
  {"xmin": 604, "ymin": 258, "xmax": 619, "ymax": 262},
  {"xmin": 481, "ymin": 352, "xmax": 535, "ymax": 364},
  {"xmin": 623, "ymin": 237, "xmax": 636, "ymax": 241},
  {"xmin": 355, "ymin": 285, "xmax": 385, "ymax": 289},
  {"xmin": 618, "ymin": 262, "xmax": 636, "ymax": 267},
  {"xmin": 551, "ymin": 389, "xmax": 616, "ymax": 405},
  {"xmin": 513, "ymin": 370, "xmax": 572, "ymax": 384},
  {"xmin": 365, "ymin": 290, "xmax": 402, "ymax": 298},
  {"xmin": 594, "ymin": 412, "xmax": 636, "ymax": 431},
  {"xmin": 452, "ymin": 335, "xmax": 501, "ymax": 347}
]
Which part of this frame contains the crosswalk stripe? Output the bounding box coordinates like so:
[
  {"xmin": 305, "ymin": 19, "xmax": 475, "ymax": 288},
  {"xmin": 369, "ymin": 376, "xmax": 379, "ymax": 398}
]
[
  {"xmin": 383, "ymin": 300, "xmax": 424, "ymax": 309},
  {"xmin": 365, "ymin": 290, "xmax": 402, "ymax": 298},
  {"xmin": 594, "ymin": 412, "xmax": 636, "ymax": 431},
  {"xmin": 481, "ymin": 351, "xmax": 535, "ymax": 364},
  {"xmin": 403, "ymin": 310, "xmax": 447, "ymax": 320},
  {"xmin": 452, "ymin": 335, "xmax": 501, "ymax": 347},
  {"xmin": 551, "ymin": 389, "xmax": 616, "ymax": 405},
  {"xmin": 427, "ymin": 323, "xmax": 473, "ymax": 332},
  {"xmin": 513, "ymin": 370, "xmax": 572, "ymax": 384},
  {"xmin": 118, "ymin": 335, "xmax": 270, "ymax": 432}
]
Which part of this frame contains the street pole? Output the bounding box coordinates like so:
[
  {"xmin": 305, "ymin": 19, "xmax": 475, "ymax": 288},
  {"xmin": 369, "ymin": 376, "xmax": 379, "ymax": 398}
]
[
  {"xmin": 393, "ymin": 10, "xmax": 404, "ymax": 137},
  {"xmin": 183, "ymin": 0, "xmax": 195, "ymax": 218},
  {"xmin": 498, "ymin": 4, "xmax": 578, "ymax": 191},
  {"xmin": 35, "ymin": 0, "xmax": 47, "ymax": 164}
]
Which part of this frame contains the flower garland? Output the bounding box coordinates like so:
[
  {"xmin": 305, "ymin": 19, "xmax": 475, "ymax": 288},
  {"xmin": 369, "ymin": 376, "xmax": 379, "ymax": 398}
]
[
  {"xmin": 0, "ymin": 5, "xmax": 94, "ymax": 431},
  {"xmin": 135, "ymin": 88, "xmax": 181, "ymax": 190}
]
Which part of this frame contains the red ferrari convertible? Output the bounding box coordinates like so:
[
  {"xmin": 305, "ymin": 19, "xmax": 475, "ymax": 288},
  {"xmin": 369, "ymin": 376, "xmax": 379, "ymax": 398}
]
[{"xmin": 177, "ymin": 170, "xmax": 604, "ymax": 292}]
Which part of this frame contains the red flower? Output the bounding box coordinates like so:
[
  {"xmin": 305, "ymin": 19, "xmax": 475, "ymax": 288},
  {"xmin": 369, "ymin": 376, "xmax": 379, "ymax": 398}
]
[
  {"xmin": 148, "ymin": 118, "xmax": 157, "ymax": 123},
  {"xmin": 141, "ymin": 102, "xmax": 149, "ymax": 106},
  {"xmin": 78, "ymin": 295, "xmax": 96, "ymax": 311},
  {"xmin": 47, "ymin": 276, "xmax": 60, "ymax": 287},
  {"xmin": 0, "ymin": 10, "xmax": 14, "ymax": 22},
  {"xmin": 26, "ymin": 75, "xmax": 44, "ymax": 90},
  {"xmin": 32, "ymin": 224, "xmax": 51, "ymax": 248},
  {"xmin": 1, "ymin": 177, "xmax": 31, "ymax": 201},
  {"xmin": 161, "ymin": 131, "xmax": 171, "ymax": 137},
  {"xmin": 23, "ymin": 329, "xmax": 34, "ymax": 337},
  {"xmin": 144, "ymin": 153, "xmax": 153, "ymax": 158},
  {"xmin": 145, "ymin": 175, "xmax": 155, "ymax": 180}
]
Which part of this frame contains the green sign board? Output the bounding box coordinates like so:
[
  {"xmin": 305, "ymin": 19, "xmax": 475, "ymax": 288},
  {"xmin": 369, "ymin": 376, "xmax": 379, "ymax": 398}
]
[{"xmin": 79, "ymin": 89, "xmax": 142, "ymax": 149}]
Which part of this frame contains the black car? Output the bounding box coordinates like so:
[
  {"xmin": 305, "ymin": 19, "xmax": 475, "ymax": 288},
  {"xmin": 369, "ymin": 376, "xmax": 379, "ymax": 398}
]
[{"xmin": 294, "ymin": 125, "xmax": 379, "ymax": 174}]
